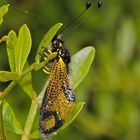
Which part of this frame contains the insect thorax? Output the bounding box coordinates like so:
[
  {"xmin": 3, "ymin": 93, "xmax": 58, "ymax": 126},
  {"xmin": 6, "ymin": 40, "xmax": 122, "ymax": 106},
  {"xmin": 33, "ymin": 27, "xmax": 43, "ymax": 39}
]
[{"xmin": 51, "ymin": 34, "xmax": 71, "ymax": 66}]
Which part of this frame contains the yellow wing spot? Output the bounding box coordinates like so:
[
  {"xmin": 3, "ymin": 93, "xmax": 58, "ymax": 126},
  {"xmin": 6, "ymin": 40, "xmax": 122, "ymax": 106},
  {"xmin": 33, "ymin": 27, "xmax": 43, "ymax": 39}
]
[{"xmin": 41, "ymin": 115, "xmax": 56, "ymax": 130}]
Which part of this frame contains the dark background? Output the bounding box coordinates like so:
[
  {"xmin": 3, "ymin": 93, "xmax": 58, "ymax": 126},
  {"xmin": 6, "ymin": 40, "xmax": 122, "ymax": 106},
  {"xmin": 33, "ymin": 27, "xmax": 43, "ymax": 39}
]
[{"xmin": 0, "ymin": 0, "xmax": 140, "ymax": 140}]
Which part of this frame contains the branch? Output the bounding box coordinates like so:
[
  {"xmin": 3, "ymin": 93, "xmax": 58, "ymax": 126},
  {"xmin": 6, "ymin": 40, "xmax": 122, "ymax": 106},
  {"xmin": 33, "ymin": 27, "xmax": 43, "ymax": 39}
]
[
  {"xmin": 21, "ymin": 94, "xmax": 38, "ymax": 140},
  {"xmin": 0, "ymin": 101, "xmax": 6, "ymax": 140}
]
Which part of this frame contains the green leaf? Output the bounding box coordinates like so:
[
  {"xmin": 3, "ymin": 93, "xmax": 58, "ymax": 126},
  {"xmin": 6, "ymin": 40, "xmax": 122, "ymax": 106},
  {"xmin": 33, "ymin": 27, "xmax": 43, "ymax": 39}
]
[
  {"xmin": 70, "ymin": 46, "xmax": 95, "ymax": 89},
  {"xmin": 0, "ymin": 4, "xmax": 9, "ymax": 26},
  {"xmin": 15, "ymin": 24, "xmax": 32, "ymax": 73},
  {"xmin": 19, "ymin": 62, "xmax": 34, "ymax": 98},
  {"xmin": 0, "ymin": 71, "xmax": 19, "ymax": 82},
  {"xmin": 6, "ymin": 30, "xmax": 17, "ymax": 72},
  {"xmin": 60, "ymin": 102, "xmax": 85, "ymax": 131},
  {"xmin": 30, "ymin": 130, "xmax": 41, "ymax": 139},
  {"xmin": 2, "ymin": 101, "xmax": 23, "ymax": 135},
  {"xmin": 0, "ymin": 35, "xmax": 8, "ymax": 43},
  {"xmin": 35, "ymin": 23, "xmax": 63, "ymax": 63}
]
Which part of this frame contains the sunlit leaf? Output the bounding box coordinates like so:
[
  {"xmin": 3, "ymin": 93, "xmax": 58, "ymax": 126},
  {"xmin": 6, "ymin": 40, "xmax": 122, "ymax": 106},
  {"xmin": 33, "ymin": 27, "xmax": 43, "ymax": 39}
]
[
  {"xmin": 2, "ymin": 101, "xmax": 23, "ymax": 135},
  {"xmin": 35, "ymin": 23, "xmax": 63, "ymax": 63},
  {"xmin": 0, "ymin": 35, "xmax": 8, "ymax": 43},
  {"xmin": 6, "ymin": 30, "xmax": 17, "ymax": 72},
  {"xmin": 70, "ymin": 46, "xmax": 95, "ymax": 89},
  {"xmin": 0, "ymin": 71, "xmax": 18, "ymax": 82},
  {"xmin": 0, "ymin": 4, "xmax": 9, "ymax": 26},
  {"xmin": 15, "ymin": 24, "xmax": 32, "ymax": 73}
]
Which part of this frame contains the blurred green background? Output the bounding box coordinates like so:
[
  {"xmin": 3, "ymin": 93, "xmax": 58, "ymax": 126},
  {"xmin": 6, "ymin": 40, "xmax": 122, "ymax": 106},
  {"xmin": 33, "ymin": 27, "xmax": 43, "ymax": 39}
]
[{"xmin": 0, "ymin": 0, "xmax": 140, "ymax": 140}]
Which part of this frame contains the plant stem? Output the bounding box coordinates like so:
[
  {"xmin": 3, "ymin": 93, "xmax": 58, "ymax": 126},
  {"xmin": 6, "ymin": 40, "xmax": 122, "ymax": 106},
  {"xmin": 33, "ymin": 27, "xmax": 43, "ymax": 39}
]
[
  {"xmin": 0, "ymin": 52, "xmax": 56, "ymax": 100},
  {"xmin": 0, "ymin": 63, "xmax": 36, "ymax": 100},
  {"xmin": 0, "ymin": 101, "xmax": 6, "ymax": 140},
  {"xmin": 0, "ymin": 80, "xmax": 17, "ymax": 100},
  {"xmin": 21, "ymin": 63, "xmax": 36, "ymax": 78},
  {"xmin": 21, "ymin": 94, "xmax": 38, "ymax": 140},
  {"xmin": 0, "ymin": 53, "xmax": 56, "ymax": 139}
]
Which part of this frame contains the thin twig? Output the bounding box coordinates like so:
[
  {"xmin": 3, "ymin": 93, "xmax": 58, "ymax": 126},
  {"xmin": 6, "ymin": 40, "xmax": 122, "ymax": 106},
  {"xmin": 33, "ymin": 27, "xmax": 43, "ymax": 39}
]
[
  {"xmin": 21, "ymin": 93, "xmax": 38, "ymax": 140},
  {"xmin": 0, "ymin": 101, "xmax": 6, "ymax": 140}
]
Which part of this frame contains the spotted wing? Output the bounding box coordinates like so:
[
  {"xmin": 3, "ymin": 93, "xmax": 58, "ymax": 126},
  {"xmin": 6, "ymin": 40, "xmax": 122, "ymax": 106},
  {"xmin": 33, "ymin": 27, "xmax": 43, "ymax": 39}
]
[{"xmin": 39, "ymin": 57, "xmax": 75, "ymax": 135}]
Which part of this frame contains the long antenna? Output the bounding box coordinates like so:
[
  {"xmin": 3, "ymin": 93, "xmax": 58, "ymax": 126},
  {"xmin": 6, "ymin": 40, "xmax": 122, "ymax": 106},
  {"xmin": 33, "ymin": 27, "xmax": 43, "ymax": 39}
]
[
  {"xmin": 59, "ymin": 2, "xmax": 91, "ymax": 34},
  {"xmin": 62, "ymin": 1, "xmax": 103, "ymax": 37},
  {"xmin": 1, "ymin": 0, "xmax": 102, "ymax": 35},
  {"xmin": 1, "ymin": 0, "xmax": 48, "ymax": 22},
  {"xmin": 97, "ymin": 1, "xmax": 103, "ymax": 9}
]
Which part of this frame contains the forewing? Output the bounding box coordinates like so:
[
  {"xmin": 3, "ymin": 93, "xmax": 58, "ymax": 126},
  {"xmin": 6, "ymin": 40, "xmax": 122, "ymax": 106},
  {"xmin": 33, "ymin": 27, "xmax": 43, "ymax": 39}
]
[{"xmin": 39, "ymin": 57, "xmax": 75, "ymax": 135}]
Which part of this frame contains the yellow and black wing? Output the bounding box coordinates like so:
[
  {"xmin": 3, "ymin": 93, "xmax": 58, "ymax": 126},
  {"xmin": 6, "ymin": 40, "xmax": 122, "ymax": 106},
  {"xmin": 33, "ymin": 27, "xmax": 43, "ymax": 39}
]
[{"xmin": 39, "ymin": 57, "xmax": 75, "ymax": 135}]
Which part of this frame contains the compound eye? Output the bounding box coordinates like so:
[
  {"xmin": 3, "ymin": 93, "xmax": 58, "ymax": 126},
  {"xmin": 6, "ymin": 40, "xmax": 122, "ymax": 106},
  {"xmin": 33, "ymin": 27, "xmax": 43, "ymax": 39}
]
[
  {"xmin": 61, "ymin": 49, "xmax": 66, "ymax": 57},
  {"xmin": 61, "ymin": 49, "xmax": 68, "ymax": 57},
  {"xmin": 60, "ymin": 49, "xmax": 70, "ymax": 64},
  {"xmin": 52, "ymin": 39, "xmax": 59, "ymax": 49}
]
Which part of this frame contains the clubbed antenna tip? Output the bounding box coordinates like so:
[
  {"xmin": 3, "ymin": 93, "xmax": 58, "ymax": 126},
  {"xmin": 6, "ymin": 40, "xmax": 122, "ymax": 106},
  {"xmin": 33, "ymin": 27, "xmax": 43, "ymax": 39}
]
[
  {"xmin": 98, "ymin": 1, "xmax": 103, "ymax": 9},
  {"xmin": 86, "ymin": 2, "xmax": 91, "ymax": 9}
]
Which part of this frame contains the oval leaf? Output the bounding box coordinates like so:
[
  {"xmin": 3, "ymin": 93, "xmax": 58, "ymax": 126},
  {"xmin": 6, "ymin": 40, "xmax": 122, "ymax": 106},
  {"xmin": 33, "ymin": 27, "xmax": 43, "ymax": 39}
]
[
  {"xmin": 60, "ymin": 102, "xmax": 85, "ymax": 131},
  {"xmin": 70, "ymin": 47, "xmax": 95, "ymax": 89},
  {"xmin": 0, "ymin": 4, "xmax": 9, "ymax": 26},
  {"xmin": 35, "ymin": 23, "xmax": 63, "ymax": 63},
  {"xmin": 6, "ymin": 30, "xmax": 17, "ymax": 72},
  {"xmin": 15, "ymin": 24, "xmax": 32, "ymax": 73},
  {"xmin": 0, "ymin": 35, "xmax": 8, "ymax": 43},
  {"xmin": 0, "ymin": 71, "xmax": 19, "ymax": 82},
  {"xmin": 2, "ymin": 101, "xmax": 23, "ymax": 135}
]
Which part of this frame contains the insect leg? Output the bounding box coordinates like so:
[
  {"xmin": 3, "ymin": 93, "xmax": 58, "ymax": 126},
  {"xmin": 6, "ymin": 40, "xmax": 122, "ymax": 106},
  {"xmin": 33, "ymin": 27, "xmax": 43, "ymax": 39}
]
[
  {"xmin": 43, "ymin": 66, "xmax": 50, "ymax": 74},
  {"xmin": 42, "ymin": 49, "xmax": 53, "ymax": 74},
  {"xmin": 43, "ymin": 49, "xmax": 52, "ymax": 58}
]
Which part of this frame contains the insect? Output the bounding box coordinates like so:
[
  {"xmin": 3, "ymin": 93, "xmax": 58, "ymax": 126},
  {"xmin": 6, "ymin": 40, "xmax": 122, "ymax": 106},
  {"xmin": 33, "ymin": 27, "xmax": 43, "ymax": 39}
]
[
  {"xmin": 39, "ymin": 34, "xmax": 75, "ymax": 135},
  {"xmin": 39, "ymin": 1, "xmax": 102, "ymax": 135}
]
